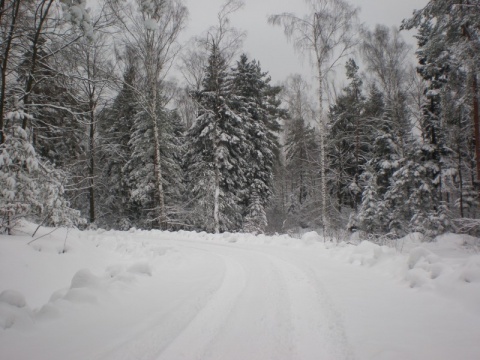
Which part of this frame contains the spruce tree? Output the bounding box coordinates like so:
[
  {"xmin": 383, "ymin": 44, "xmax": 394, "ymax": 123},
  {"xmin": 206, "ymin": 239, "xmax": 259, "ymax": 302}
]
[
  {"xmin": 0, "ymin": 114, "xmax": 83, "ymax": 234},
  {"xmin": 328, "ymin": 59, "xmax": 366, "ymax": 212},
  {"xmin": 99, "ymin": 50, "xmax": 139, "ymax": 229},
  {"xmin": 230, "ymin": 54, "xmax": 282, "ymax": 233},
  {"xmin": 403, "ymin": 0, "xmax": 480, "ymax": 210},
  {"xmin": 185, "ymin": 42, "xmax": 246, "ymax": 233},
  {"xmin": 284, "ymin": 116, "xmax": 319, "ymax": 228},
  {"xmin": 356, "ymin": 166, "xmax": 381, "ymax": 234}
]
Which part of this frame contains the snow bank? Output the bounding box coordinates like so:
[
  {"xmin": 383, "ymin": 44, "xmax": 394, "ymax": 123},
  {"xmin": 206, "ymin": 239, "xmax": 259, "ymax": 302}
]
[
  {"xmin": 322, "ymin": 233, "xmax": 480, "ymax": 312},
  {"xmin": 123, "ymin": 227, "xmax": 480, "ymax": 310},
  {"xmin": 90, "ymin": 227, "xmax": 480, "ymax": 303},
  {"xmin": 1, "ymin": 222, "xmax": 479, "ymax": 359},
  {"xmin": 0, "ymin": 289, "xmax": 26, "ymax": 308}
]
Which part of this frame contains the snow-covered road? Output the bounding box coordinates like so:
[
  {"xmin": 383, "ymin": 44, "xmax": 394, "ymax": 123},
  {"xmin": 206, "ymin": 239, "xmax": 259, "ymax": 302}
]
[{"xmin": 1, "ymin": 226, "xmax": 480, "ymax": 360}]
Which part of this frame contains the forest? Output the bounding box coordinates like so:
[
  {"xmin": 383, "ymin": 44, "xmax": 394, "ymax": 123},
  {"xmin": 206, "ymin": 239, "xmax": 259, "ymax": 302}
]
[{"xmin": 0, "ymin": 0, "xmax": 479, "ymax": 240}]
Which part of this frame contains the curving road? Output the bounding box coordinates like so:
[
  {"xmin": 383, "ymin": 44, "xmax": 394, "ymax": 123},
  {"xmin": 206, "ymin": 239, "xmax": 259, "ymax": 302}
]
[
  {"xmin": 90, "ymin": 234, "xmax": 479, "ymax": 360},
  {"xmin": 2, "ymin": 231, "xmax": 479, "ymax": 360}
]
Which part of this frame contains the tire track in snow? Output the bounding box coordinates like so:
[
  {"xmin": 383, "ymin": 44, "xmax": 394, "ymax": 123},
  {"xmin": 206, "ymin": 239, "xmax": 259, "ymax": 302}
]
[
  {"xmin": 273, "ymin": 254, "xmax": 354, "ymax": 360},
  {"xmin": 195, "ymin": 249, "xmax": 296, "ymax": 360},
  {"xmin": 162, "ymin": 240, "xmax": 352, "ymax": 360},
  {"xmin": 157, "ymin": 243, "xmax": 295, "ymax": 360},
  {"xmin": 93, "ymin": 244, "xmax": 239, "ymax": 360},
  {"xmin": 95, "ymin": 238, "xmax": 353, "ymax": 360},
  {"xmin": 155, "ymin": 246, "xmax": 248, "ymax": 360}
]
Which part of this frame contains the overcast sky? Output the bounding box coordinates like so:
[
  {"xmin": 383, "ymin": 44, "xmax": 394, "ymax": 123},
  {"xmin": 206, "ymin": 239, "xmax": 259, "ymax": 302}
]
[{"xmin": 180, "ymin": 0, "xmax": 429, "ymax": 85}]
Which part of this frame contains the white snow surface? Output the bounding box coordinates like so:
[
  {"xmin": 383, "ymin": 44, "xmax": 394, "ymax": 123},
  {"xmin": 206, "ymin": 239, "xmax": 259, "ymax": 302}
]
[{"xmin": 1, "ymin": 222, "xmax": 479, "ymax": 360}]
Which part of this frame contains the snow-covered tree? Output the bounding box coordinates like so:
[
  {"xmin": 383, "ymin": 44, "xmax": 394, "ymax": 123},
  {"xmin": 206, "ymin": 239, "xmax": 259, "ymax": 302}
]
[
  {"xmin": 356, "ymin": 166, "xmax": 382, "ymax": 234},
  {"xmin": 270, "ymin": 74, "xmax": 320, "ymax": 231},
  {"xmin": 230, "ymin": 54, "xmax": 283, "ymax": 233},
  {"xmin": 186, "ymin": 42, "xmax": 246, "ymax": 233},
  {"xmin": 328, "ymin": 59, "xmax": 366, "ymax": 212},
  {"xmin": 109, "ymin": 0, "xmax": 187, "ymax": 229},
  {"xmin": 0, "ymin": 0, "xmax": 94, "ymax": 234},
  {"xmin": 0, "ymin": 115, "xmax": 83, "ymax": 234},
  {"xmin": 269, "ymin": 0, "xmax": 360, "ymax": 234},
  {"xmin": 284, "ymin": 115, "xmax": 319, "ymax": 229},
  {"xmin": 403, "ymin": 1, "xmax": 480, "ymax": 208}
]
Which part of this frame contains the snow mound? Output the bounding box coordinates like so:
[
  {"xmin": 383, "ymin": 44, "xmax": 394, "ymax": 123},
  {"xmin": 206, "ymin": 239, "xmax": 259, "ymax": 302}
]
[
  {"xmin": 301, "ymin": 231, "xmax": 322, "ymax": 245},
  {"xmin": 127, "ymin": 261, "xmax": 152, "ymax": 276},
  {"xmin": 405, "ymin": 268, "xmax": 429, "ymax": 288},
  {"xmin": 348, "ymin": 241, "xmax": 394, "ymax": 267},
  {"xmin": 0, "ymin": 291, "xmax": 32, "ymax": 330},
  {"xmin": 0, "ymin": 289, "xmax": 27, "ymax": 308},
  {"xmin": 408, "ymin": 247, "xmax": 439, "ymax": 269},
  {"xmin": 36, "ymin": 303, "xmax": 61, "ymax": 321},
  {"xmin": 70, "ymin": 269, "xmax": 102, "ymax": 289},
  {"xmin": 459, "ymin": 257, "xmax": 480, "ymax": 283},
  {"xmin": 63, "ymin": 288, "xmax": 98, "ymax": 304},
  {"xmin": 328, "ymin": 234, "xmax": 480, "ymax": 307},
  {"xmin": 105, "ymin": 264, "xmax": 125, "ymax": 278}
]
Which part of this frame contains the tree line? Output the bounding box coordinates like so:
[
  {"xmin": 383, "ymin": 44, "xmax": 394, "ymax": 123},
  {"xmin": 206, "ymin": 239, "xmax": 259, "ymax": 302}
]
[{"xmin": 1, "ymin": 0, "xmax": 479, "ymax": 239}]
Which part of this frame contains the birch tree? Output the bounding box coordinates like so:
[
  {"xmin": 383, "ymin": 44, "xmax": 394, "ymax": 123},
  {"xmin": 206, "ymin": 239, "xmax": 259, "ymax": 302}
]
[
  {"xmin": 109, "ymin": 0, "xmax": 187, "ymax": 229},
  {"xmin": 269, "ymin": 0, "xmax": 359, "ymax": 234}
]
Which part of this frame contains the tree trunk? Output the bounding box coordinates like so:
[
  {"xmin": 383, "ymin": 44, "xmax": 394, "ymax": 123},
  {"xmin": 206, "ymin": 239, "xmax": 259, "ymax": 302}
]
[
  {"xmin": 458, "ymin": 144, "xmax": 464, "ymax": 218},
  {"xmin": 89, "ymin": 104, "xmax": 95, "ymax": 224},
  {"xmin": 472, "ymin": 74, "xmax": 480, "ymax": 207},
  {"xmin": 149, "ymin": 72, "xmax": 167, "ymax": 230},
  {"xmin": 22, "ymin": 0, "xmax": 55, "ymax": 130},
  {"xmin": 213, "ymin": 162, "xmax": 220, "ymax": 233},
  {"xmin": 317, "ymin": 63, "xmax": 328, "ymax": 234},
  {"xmin": 213, "ymin": 101, "xmax": 220, "ymax": 234},
  {"xmin": 0, "ymin": 0, "xmax": 21, "ymax": 144},
  {"xmin": 153, "ymin": 120, "xmax": 167, "ymax": 229}
]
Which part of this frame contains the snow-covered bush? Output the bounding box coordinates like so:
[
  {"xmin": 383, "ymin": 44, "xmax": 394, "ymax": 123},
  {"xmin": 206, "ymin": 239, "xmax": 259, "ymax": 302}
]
[{"xmin": 0, "ymin": 114, "xmax": 84, "ymax": 234}]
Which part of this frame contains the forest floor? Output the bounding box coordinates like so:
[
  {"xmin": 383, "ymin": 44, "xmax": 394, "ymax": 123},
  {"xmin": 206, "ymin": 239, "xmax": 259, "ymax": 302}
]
[{"xmin": 1, "ymin": 222, "xmax": 479, "ymax": 360}]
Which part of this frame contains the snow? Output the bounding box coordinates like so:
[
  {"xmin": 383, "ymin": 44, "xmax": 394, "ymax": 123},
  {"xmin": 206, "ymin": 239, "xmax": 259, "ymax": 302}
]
[
  {"xmin": 1, "ymin": 222, "xmax": 479, "ymax": 359},
  {"xmin": 144, "ymin": 18, "xmax": 157, "ymax": 31},
  {"xmin": 0, "ymin": 290, "xmax": 26, "ymax": 308}
]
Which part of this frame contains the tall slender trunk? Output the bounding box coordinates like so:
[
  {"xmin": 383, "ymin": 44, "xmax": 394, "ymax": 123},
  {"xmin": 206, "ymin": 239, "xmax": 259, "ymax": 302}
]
[
  {"xmin": 213, "ymin": 101, "xmax": 220, "ymax": 233},
  {"xmin": 22, "ymin": 0, "xmax": 54, "ymax": 130},
  {"xmin": 89, "ymin": 105, "xmax": 95, "ymax": 224},
  {"xmin": 144, "ymin": 31, "xmax": 167, "ymax": 230},
  {"xmin": 458, "ymin": 143, "xmax": 464, "ymax": 218},
  {"xmin": 472, "ymin": 74, "xmax": 480, "ymax": 206},
  {"xmin": 149, "ymin": 74, "xmax": 167, "ymax": 229},
  {"xmin": 213, "ymin": 158, "xmax": 220, "ymax": 233},
  {"xmin": 462, "ymin": 22, "xmax": 480, "ymax": 207},
  {"xmin": 354, "ymin": 99, "xmax": 360, "ymax": 209},
  {"xmin": 212, "ymin": 43, "xmax": 221, "ymax": 234},
  {"xmin": 151, "ymin": 85, "xmax": 167, "ymax": 230},
  {"xmin": 0, "ymin": 0, "xmax": 21, "ymax": 144},
  {"xmin": 317, "ymin": 62, "xmax": 328, "ymax": 234}
]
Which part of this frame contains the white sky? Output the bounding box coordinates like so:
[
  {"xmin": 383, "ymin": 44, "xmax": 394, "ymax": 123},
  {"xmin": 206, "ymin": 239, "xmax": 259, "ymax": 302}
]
[{"xmin": 180, "ymin": 0, "xmax": 429, "ymax": 85}]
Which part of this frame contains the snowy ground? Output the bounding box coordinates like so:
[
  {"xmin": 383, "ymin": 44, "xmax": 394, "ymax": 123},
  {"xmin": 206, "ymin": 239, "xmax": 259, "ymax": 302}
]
[{"xmin": 1, "ymin": 222, "xmax": 480, "ymax": 360}]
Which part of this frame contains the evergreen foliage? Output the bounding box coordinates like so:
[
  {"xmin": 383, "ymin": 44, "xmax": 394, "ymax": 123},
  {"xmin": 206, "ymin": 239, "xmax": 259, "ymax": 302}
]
[
  {"xmin": 2, "ymin": 0, "xmax": 480, "ymax": 239},
  {"xmin": 186, "ymin": 43, "xmax": 246, "ymax": 232},
  {"xmin": 0, "ymin": 114, "xmax": 83, "ymax": 234}
]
